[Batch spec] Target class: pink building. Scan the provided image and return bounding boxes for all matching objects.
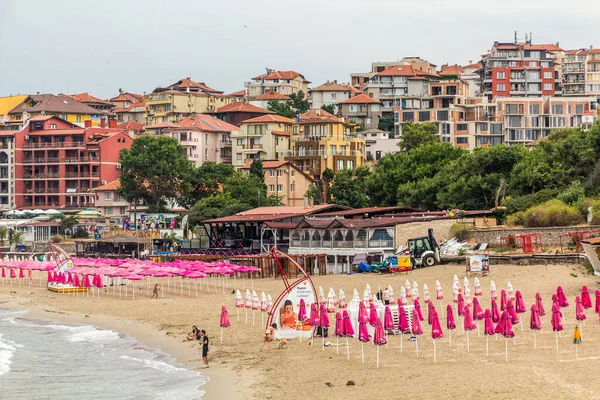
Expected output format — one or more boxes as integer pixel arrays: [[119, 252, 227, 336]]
[[92, 180, 130, 224], [146, 114, 239, 166]]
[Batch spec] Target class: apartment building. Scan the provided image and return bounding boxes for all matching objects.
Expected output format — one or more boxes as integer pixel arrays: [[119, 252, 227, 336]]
[[248, 91, 290, 109], [0, 132, 15, 209], [358, 129, 401, 162], [339, 94, 382, 130], [284, 110, 365, 178], [480, 41, 563, 100], [496, 96, 598, 145], [245, 70, 310, 100], [71, 93, 114, 114], [156, 114, 238, 166], [8, 94, 108, 128], [92, 180, 130, 224], [239, 160, 313, 207], [12, 115, 132, 209], [350, 57, 437, 92], [231, 114, 295, 167], [588, 48, 600, 96], [310, 81, 359, 113], [563, 49, 588, 96], [145, 78, 230, 125], [208, 102, 274, 127]]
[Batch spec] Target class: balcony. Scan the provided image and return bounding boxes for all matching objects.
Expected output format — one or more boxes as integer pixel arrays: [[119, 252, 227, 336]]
[[241, 144, 263, 150], [65, 172, 100, 178], [219, 140, 232, 146], [24, 142, 85, 149], [64, 157, 100, 163], [290, 239, 394, 250], [23, 173, 60, 179]]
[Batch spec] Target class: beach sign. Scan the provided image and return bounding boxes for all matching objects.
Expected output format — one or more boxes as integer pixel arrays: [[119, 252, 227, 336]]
[[467, 255, 490, 275]]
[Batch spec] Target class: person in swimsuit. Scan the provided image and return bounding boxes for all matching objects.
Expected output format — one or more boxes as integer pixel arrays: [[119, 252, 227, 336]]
[[279, 300, 298, 330], [201, 330, 209, 368], [151, 284, 159, 299]]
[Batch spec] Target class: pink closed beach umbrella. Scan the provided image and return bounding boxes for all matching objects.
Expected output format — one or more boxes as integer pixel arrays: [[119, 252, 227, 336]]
[[581, 286, 593, 309], [414, 299, 424, 321], [446, 304, 456, 347], [491, 299, 501, 323], [342, 310, 354, 360], [412, 308, 423, 358], [536, 292, 546, 316], [18, 268, 24, 279], [73, 274, 80, 288], [334, 312, 343, 355], [551, 303, 563, 353], [398, 304, 410, 353], [500, 289, 507, 311], [427, 301, 436, 325], [575, 295, 586, 335], [358, 301, 368, 324], [595, 289, 600, 321], [472, 296, 484, 320], [373, 317, 386, 368], [220, 305, 230, 344], [457, 293, 464, 316], [338, 289, 347, 309], [384, 306, 394, 331], [47, 270, 52, 283], [358, 318, 370, 364], [309, 303, 320, 332], [463, 304, 477, 352], [298, 298, 307, 322], [431, 309, 443, 363], [530, 304, 542, 349], [10, 268, 15, 279], [484, 309, 495, 356], [506, 300, 519, 325], [556, 286, 569, 308], [369, 302, 378, 326], [498, 310, 515, 361], [319, 303, 330, 351], [515, 291, 526, 313]]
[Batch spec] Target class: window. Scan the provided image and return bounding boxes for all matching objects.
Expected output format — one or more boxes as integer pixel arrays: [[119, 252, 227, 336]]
[[506, 104, 523, 114], [497, 84, 506, 91], [508, 61, 517, 67], [543, 71, 553, 79], [269, 184, 275, 192], [337, 160, 344, 170], [375, 150, 382, 160], [525, 130, 537, 141], [293, 126, 298, 134], [508, 116, 521, 127], [179, 132, 188, 141], [529, 104, 540, 114], [529, 61, 537, 67], [508, 130, 523, 141], [576, 104, 585, 114], [251, 87, 257, 93], [119, 206, 126, 215], [437, 110, 448, 121], [330, 145, 336, 155], [457, 124, 467, 131], [204, 148, 208, 159], [49, 123, 57, 130], [371, 104, 379, 112], [106, 207, 113, 215], [456, 137, 468, 144], [349, 105, 357, 112], [269, 170, 274, 177], [331, 93, 337, 99], [237, 139, 243, 146], [320, 125, 327, 136], [541, 62, 550, 68], [551, 104, 564, 114], [544, 83, 553, 91], [290, 183, 295, 192], [291, 170, 294, 176], [490, 124, 502, 134], [277, 184, 282, 192], [418, 111, 430, 121], [76, 115, 82, 123], [104, 191, 112, 200], [526, 71, 540, 80], [496, 71, 506, 79], [347, 160, 354, 170], [277, 170, 283, 177], [366, 118, 371, 124], [236, 153, 242, 161], [527, 83, 540, 92], [402, 112, 414, 122]]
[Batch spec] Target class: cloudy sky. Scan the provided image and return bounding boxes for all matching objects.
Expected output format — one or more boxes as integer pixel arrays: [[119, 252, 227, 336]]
[[1, 0, 598, 98]]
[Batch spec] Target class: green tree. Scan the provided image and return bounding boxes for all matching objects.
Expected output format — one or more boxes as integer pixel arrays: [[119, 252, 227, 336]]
[[60, 216, 79, 235], [249, 159, 265, 184], [321, 168, 335, 203], [267, 101, 295, 118], [289, 91, 310, 114], [118, 135, 194, 212], [177, 162, 235, 210], [321, 104, 335, 115], [399, 122, 439, 152], [188, 193, 249, 226], [330, 166, 371, 208], [223, 172, 280, 208], [377, 115, 395, 133]]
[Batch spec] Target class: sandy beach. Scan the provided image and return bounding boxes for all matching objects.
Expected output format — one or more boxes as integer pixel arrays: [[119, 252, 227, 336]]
[[2, 261, 600, 399]]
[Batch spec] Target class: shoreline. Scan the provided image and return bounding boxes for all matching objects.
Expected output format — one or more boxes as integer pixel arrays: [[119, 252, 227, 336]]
[[0, 293, 246, 400]]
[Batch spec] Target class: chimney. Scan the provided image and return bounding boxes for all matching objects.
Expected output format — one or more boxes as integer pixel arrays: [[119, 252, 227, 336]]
[[119, 88, 123, 94], [334, 80, 337, 84], [84, 120, 92, 128], [108, 119, 117, 128], [100, 119, 106, 128], [468, 60, 473, 64]]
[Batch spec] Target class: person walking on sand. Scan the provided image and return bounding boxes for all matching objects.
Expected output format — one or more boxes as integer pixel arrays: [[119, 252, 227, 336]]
[[261, 323, 276, 352], [151, 284, 160, 299], [201, 330, 209, 368]]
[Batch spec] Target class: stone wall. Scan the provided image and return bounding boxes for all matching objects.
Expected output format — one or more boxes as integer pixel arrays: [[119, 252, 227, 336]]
[[395, 219, 456, 249], [464, 225, 600, 247]]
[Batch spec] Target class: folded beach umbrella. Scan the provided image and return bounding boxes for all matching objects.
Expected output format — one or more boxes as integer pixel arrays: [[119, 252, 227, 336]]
[[352, 288, 360, 302], [384, 306, 394, 331], [235, 290, 244, 308], [581, 286, 593, 309], [334, 312, 343, 355], [575, 296, 586, 322], [298, 298, 307, 321], [463, 304, 477, 352], [431, 309, 443, 362], [18, 268, 24, 279], [473, 277, 483, 296], [535, 293, 546, 316], [405, 280, 412, 298], [556, 286, 569, 308], [412, 281, 419, 300], [9, 268, 15, 279], [73, 274, 80, 287], [596, 289, 600, 316], [319, 303, 330, 351], [342, 310, 354, 360], [338, 289, 347, 308], [506, 299, 519, 325], [358, 301, 369, 324], [551, 303, 563, 354], [472, 297, 484, 321], [400, 286, 408, 305], [423, 284, 430, 303], [428, 301, 436, 325], [388, 285, 396, 305], [484, 309, 495, 355], [251, 290, 260, 310], [435, 280, 443, 300], [490, 280, 497, 300], [244, 289, 252, 308], [260, 292, 268, 312], [358, 318, 370, 363], [398, 304, 410, 333], [309, 303, 320, 328], [457, 293, 465, 316], [412, 308, 423, 358], [500, 289, 507, 311], [319, 286, 326, 303], [369, 302, 378, 326], [452, 281, 459, 303], [507, 281, 515, 301], [373, 317, 387, 367], [414, 299, 424, 321], [530, 304, 542, 349], [267, 294, 273, 310], [327, 289, 337, 313], [219, 305, 230, 344]]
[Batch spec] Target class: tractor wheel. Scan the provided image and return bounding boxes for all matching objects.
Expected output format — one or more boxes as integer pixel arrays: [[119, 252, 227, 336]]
[[423, 254, 436, 267]]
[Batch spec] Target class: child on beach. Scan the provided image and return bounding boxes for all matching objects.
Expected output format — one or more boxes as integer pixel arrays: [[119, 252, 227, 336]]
[[201, 330, 209, 368], [151, 284, 160, 299]]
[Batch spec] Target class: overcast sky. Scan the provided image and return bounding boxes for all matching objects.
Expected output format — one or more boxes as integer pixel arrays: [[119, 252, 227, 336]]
[[1, 0, 599, 99]]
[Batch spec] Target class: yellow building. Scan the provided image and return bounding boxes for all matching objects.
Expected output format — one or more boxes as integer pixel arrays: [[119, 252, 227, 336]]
[[284, 110, 365, 178], [7, 94, 107, 127], [145, 77, 233, 125], [231, 114, 297, 167], [240, 160, 314, 206], [0, 95, 27, 124]]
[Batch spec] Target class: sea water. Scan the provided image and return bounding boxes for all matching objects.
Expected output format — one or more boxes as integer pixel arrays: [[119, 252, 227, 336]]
[[0, 308, 207, 399]]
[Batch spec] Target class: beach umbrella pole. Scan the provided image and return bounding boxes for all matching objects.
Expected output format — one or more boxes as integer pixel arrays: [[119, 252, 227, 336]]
[[449, 330, 452, 347], [433, 339, 436, 363], [533, 330, 536, 349], [322, 332, 324, 351], [467, 330, 470, 352], [576, 342, 578, 359], [361, 342, 364, 364], [252, 310, 255, 327], [415, 336, 419, 358], [400, 333, 403, 353], [220, 327, 223, 344], [346, 337, 350, 360], [486, 335, 489, 356], [505, 338, 508, 362], [555, 333, 559, 354], [336, 336, 339, 354], [376, 345, 380, 368], [237, 308, 239, 322]]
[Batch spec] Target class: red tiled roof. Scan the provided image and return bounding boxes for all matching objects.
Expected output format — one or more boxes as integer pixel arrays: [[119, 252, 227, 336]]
[[110, 92, 144, 103], [463, 62, 482, 69], [211, 102, 274, 114], [240, 160, 288, 169], [9, 94, 106, 116], [227, 90, 247, 97], [170, 78, 221, 94], [311, 82, 355, 92], [524, 43, 563, 52], [173, 114, 239, 132], [113, 100, 145, 113], [93, 180, 120, 191], [494, 44, 519, 50], [565, 49, 588, 55], [375, 65, 416, 77], [272, 130, 290, 136], [72, 93, 112, 105], [262, 221, 297, 230], [316, 206, 417, 217], [116, 121, 144, 133], [254, 91, 291, 101], [27, 115, 54, 121], [145, 122, 181, 129], [242, 114, 295, 124], [340, 94, 379, 104], [203, 204, 337, 223], [439, 65, 465, 76], [590, 49, 600, 54], [408, 76, 428, 81], [252, 70, 310, 83]]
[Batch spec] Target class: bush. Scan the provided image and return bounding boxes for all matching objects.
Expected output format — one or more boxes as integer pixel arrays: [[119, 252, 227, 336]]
[[505, 211, 525, 226], [557, 181, 585, 205], [522, 199, 583, 227], [502, 189, 559, 214], [50, 234, 64, 243], [71, 228, 89, 239], [450, 223, 470, 241]]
